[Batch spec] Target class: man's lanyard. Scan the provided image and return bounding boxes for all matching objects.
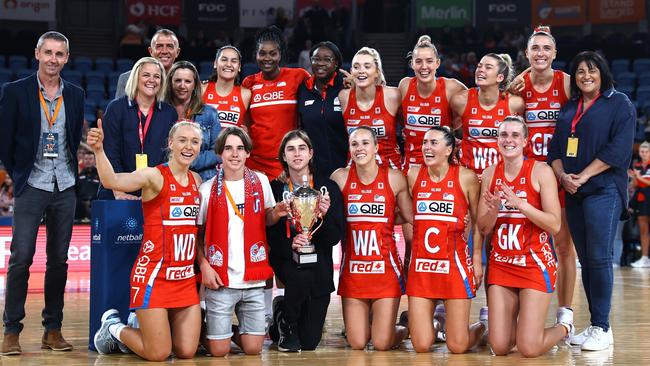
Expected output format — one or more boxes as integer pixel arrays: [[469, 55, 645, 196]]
[[570, 94, 600, 136], [38, 89, 63, 130], [137, 102, 155, 153], [224, 183, 244, 221]]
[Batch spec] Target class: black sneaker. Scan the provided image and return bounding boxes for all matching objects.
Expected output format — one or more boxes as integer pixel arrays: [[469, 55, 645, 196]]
[[278, 319, 301, 353]]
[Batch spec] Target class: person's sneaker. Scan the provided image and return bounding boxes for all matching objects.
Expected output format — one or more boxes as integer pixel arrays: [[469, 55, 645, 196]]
[[631, 256, 650, 268], [478, 306, 489, 346], [277, 319, 301, 353], [555, 307, 575, 346], [571, 326, 614, 346], [581, 326, 611, 351], [94, 309, 122, 354], [434, 305, 446, 342]]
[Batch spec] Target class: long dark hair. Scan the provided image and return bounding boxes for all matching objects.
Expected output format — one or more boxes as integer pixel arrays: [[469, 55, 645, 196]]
[[427, 126, 457, 164], [207, 45, 243, 84], [278, 130, 315, 176]]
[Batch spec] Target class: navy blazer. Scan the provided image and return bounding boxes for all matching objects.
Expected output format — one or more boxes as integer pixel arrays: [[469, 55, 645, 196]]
[[0, 73, 85, 197]]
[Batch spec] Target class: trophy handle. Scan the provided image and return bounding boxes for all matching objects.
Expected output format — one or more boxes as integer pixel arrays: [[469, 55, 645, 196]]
[[309, 215, 324, 239], [282, 190, 294, 219], [320, 186, 328, 196]]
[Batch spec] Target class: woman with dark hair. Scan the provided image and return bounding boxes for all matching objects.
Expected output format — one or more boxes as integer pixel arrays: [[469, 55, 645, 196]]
[[164, 61, 221, 180], [548, 51, 635, 351], [201, 46, 251, 129], [298, 41, 348, 177], [266, 130, 344, 352], [478, 116, 572, 357], [406, 126, 485, 353], [242, 26, 310, 181]]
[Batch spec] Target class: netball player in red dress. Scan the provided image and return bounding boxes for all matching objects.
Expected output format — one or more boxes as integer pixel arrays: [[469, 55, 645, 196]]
[[477, 116, 573, 357], [398, 35, 467, 336], [202, 45, 251, 129], [510, 26, 576, 322], [242, 26, 310, 180], [339, 47, 402, 169], [399, 36, 466, 172], [330, 126, 412, 350], [406, 126, 485, 353], [89, 121, 203, 361], [450, 53, 524, 177]]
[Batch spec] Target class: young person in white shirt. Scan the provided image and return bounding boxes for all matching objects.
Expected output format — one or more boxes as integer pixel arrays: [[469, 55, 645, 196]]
[[196, 126, 288, 356]]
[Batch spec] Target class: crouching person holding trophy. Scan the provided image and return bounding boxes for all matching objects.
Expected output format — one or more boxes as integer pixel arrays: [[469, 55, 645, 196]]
[[267, 130, 344, 352]]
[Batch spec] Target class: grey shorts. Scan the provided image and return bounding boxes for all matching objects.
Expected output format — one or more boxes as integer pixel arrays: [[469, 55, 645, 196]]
[[205, 286, 265, 340]]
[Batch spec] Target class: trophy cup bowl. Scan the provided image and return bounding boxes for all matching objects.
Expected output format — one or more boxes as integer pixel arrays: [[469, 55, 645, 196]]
[[283, 184, 328, 267]]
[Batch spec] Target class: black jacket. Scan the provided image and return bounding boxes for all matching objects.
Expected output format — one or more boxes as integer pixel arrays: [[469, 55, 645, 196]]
[[267, 175, 344, 296], [298, 73, 348, 178], [0, 73, 85, 197]]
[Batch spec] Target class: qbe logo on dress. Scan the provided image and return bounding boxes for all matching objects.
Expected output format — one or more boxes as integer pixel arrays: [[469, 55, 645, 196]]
[[348, 203, 385, 216], [170, 205, 199, 219]]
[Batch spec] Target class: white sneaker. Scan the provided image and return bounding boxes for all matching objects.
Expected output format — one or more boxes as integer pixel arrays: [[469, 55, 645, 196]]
[[631, 256, 650, 268], [581, 326, 611, 351], [571, 326, 614, 346]]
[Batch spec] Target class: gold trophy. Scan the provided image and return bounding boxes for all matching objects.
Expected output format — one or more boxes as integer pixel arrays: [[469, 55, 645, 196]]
[[283, 175, 328, 266]]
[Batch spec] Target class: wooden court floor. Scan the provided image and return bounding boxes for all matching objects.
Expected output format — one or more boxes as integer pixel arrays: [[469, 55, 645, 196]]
[[1, 267, 649, 365]]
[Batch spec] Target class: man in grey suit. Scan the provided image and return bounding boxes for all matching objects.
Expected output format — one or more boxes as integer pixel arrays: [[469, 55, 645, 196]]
[[114, 28, 180, 98]]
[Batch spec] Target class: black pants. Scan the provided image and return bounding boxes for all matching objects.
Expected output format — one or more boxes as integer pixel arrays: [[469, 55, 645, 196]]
[[3, 184, 76, 334], [276, 293, 330, 350]]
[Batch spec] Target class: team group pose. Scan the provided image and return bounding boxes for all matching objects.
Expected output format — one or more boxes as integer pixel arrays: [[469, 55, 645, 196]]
[[2, 24, 635, 360]]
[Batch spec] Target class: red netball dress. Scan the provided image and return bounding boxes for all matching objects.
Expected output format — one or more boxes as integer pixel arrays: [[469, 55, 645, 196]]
[[338, 164, 403, 298], [242, 67, 310, 179], [130, 164, 200, 309], [202, 82, 248, 128], [343, 86, 402, 169], [460, 88, 510, 177], [407, 165, 476, 299], [487, 159, 557, 293], [522, 70, 569, 161], [401, 77, 453, 171]]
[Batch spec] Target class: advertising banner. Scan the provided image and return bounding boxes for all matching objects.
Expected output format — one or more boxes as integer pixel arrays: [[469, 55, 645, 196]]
[[126, 0, 182, 26], [415, 0, 473, 27], [240, 0, 294, 28], [531, 0, 586, 26], [88, 200, 144, 352], [476, 1, 531, 26], [185, 0, 238, 27], [0, 0, 55, 21], [589, 0, 646, 24]]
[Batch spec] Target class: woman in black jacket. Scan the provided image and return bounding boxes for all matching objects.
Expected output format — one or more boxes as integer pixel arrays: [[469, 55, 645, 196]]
[[267, 130, 344, 352], [298, 41, 348, 177]]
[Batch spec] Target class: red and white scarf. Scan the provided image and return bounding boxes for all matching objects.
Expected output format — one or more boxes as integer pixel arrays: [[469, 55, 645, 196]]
[[204, 167, 273, 286]]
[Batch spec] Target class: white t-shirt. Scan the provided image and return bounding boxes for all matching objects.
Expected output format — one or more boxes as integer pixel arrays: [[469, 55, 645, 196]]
[[197, 172, 276, 289]]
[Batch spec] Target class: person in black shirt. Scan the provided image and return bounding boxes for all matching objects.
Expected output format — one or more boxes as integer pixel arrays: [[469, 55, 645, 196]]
[[298, 41, 348, 177], [267, 130, 344, 352]]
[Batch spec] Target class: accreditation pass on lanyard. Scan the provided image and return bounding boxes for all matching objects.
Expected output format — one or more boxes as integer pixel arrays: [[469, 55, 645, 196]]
[[136, 102, 155, 170], [567, 94, 599, 158], [38, 89, 63, 158]]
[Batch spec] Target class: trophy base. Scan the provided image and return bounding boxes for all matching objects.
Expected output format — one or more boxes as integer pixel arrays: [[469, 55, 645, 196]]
[[293, 251, 317, 268]]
